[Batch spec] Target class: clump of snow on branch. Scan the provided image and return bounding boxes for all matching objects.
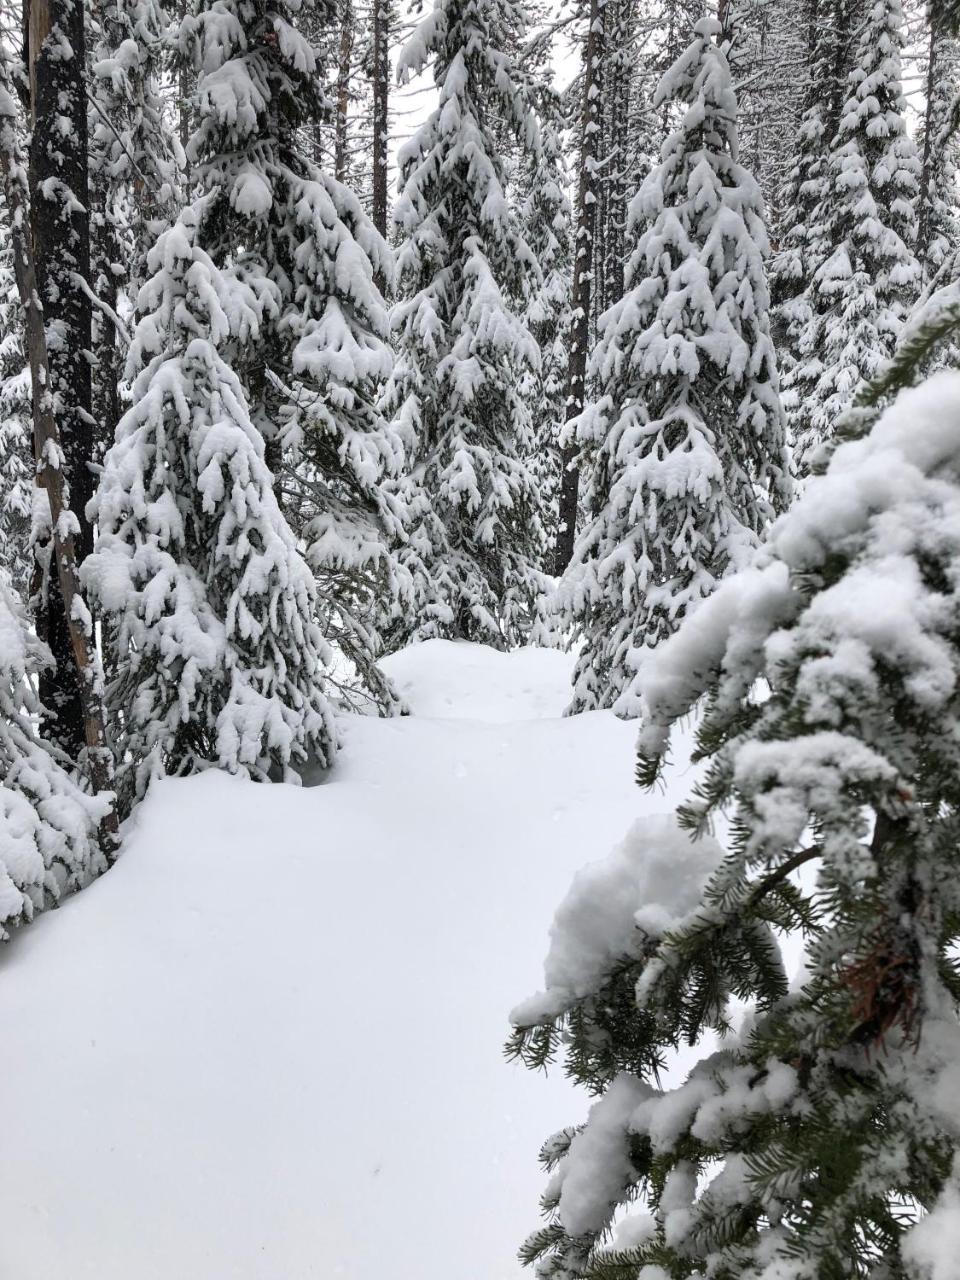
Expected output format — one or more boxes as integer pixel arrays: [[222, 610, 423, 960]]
[[0, 571, 110, 938]]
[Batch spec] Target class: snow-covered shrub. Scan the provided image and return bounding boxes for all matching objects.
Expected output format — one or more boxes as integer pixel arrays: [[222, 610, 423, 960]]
[[554, 18, 790, 717], [0, 571, 110, 938], [511, 371, 960, 1279]]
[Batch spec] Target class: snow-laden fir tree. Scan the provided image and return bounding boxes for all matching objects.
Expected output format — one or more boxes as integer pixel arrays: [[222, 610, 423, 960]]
[[518, 93, 572, 569], [176, 0, 405, 711], [776, 0, 920, 473], [510, 369, 960, 1280], [88, 0, 183, 453], [916, 8, 960, 284], [82, 208, 338, 803], [0, 568, 111, 939], [769, 0, 849, 360], [841, 0, 960, 433], [554, 17, 790, 717], [381, 0, 550, 648]]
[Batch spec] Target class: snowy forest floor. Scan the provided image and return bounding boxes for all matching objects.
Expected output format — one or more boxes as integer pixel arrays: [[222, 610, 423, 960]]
[[1, 640, 697, 1280]]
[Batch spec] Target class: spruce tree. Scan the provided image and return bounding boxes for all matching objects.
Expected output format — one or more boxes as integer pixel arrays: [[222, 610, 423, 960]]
[[382, 0, 549, 649], [176, 0, 404, 708], [0, 570, 111, 939], [916, 10, 960, 284], [82, 209, 338, 801], [776, 0, 921, 473], [88, 0, 182, 457], [770, 0, 849, 369], [554, 17, 790, 717], [510, 370, 960, 1280], [519, 94, 572, 570]]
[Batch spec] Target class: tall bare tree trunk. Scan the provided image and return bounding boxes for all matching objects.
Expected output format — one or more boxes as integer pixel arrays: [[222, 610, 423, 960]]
[[0, 48, 118, 855], [333, 0, 355, 182], [27, 0, 94, 759], [179, 0, 192, 162], [553, 0, 605, 576], [371, 0, 390, 243]]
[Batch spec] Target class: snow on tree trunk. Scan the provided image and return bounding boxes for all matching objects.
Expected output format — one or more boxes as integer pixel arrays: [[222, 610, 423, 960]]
[[28, 0, 94, 759], [554, 16, 791, 717], [371, 0, 391, 244], [553, 0, 605, 577], [519, 90, 572, 575], [0, 238, 32, 601]]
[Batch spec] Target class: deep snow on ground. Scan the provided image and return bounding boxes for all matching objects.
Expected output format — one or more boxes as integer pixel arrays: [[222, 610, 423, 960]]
[[0, 641, 698, 1280]]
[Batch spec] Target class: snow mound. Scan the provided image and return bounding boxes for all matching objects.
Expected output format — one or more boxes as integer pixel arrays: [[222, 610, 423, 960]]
[[379, 638, 574, 721], [0, 642, 698, 1280]]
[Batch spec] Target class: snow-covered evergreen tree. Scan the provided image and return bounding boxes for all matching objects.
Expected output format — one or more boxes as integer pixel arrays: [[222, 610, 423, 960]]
[[89, 0, 181, 283], [382, 0, 550, 648], [82, 208, 338, 802], [511, 370, 960, 1280], [770, 0, 849, 361], [554, 17, 790, 717], [777, 0, 921, 472], [88, 0, 183, 456], [176, 0, 405, 709], [0, 569, 110, 939], [917, 12, 960, 284], [518, 94, 572, 569]]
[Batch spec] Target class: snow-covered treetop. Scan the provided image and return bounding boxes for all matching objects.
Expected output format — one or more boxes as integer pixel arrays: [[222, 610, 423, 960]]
[[393, 0, 541, 300]]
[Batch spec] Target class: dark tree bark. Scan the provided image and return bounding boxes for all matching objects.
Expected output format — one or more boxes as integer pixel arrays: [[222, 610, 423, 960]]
[[0, 47, 118, 855], [333, 0, 354, 182], [27, 0, 94, 759], [553, 0, 605, 576], [371, 0, 390, 244]]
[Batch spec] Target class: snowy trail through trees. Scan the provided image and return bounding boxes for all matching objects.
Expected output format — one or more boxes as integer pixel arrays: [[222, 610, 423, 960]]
[[0, 641, 697, 1280]]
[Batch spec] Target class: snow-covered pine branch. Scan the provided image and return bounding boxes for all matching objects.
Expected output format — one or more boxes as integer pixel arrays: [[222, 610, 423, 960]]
[[511, 370, 960, 1280], [0, 570, 110, 940]]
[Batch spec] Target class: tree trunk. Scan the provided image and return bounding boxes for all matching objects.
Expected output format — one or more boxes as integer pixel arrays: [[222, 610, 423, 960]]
[[0, 48, 118, 855], [178, 0, 191, 161], [553, 0, 605, 576], [371, 0, 390, 244], [27, 0, 94, 759], [333, 0, 354, 183]]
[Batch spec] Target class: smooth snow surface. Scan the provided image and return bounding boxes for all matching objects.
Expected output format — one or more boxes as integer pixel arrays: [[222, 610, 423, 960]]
[[0, 640, 696, 1280]]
